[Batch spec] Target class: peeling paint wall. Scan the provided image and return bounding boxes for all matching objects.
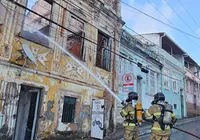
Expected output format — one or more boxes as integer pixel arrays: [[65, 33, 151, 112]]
[[0, 0, 123, 138]]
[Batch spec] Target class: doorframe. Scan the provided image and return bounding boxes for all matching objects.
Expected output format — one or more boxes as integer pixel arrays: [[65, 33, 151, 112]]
[[14, 85, 42, 140], [29, 89, 41, 140], [180, 94, 184, 118]]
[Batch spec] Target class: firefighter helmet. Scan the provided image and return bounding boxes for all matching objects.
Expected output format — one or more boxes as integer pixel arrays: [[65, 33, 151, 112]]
[[126, 92, 138, 102], [154, 92, 165, 103]]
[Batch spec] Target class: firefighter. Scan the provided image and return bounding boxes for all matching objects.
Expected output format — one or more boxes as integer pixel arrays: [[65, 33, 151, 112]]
[[120, 92, 139, 140], [143, 92, 177, 140]]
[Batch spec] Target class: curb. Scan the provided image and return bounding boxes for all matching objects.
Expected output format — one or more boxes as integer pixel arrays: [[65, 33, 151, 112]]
[[138, 116, 200, 136], [103, 116, 200, 139]]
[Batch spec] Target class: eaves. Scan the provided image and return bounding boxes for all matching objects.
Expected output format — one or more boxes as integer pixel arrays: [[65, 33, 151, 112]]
[[120, 44, 162, 68]]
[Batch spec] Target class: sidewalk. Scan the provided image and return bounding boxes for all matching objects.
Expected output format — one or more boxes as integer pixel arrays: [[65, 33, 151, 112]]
[[103, 116, 200, 140]]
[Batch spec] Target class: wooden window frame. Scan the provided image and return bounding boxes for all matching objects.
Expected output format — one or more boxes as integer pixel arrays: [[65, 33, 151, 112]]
[[61, 96, 77, 123], [96, 31, 111, 71], [164, 69, 169, 90], [20, 0, 53, 47], [66, 14, 86, 61]]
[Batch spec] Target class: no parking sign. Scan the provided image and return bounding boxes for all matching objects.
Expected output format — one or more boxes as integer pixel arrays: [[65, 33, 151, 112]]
[[122, 73, 134, 92]]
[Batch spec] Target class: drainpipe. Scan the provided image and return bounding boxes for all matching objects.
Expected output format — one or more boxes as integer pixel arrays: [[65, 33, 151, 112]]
[[183, 74, 187, 118], [160, 33, 166, 45], [182, 55, 188, 117], [112, 30, 117, 100], [112, 29, 124, 131], [112, 29, 124, 93], [111, 29, 117, 133], [160, 64, 163, 92], [160, 33, 165, 92]]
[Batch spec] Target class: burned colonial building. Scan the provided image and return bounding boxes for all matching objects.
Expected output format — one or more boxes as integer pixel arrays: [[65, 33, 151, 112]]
[[0, 0, 123, 139]]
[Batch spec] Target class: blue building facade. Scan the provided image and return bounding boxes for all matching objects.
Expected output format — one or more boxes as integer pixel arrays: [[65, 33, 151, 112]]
[[116, 30, 163, 124], [136, 33, 186, 118]]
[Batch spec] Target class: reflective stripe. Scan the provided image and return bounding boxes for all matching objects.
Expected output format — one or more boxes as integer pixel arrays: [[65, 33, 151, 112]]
[[146, 111, 151, 117], [123, 123, 135, 127], [153, 112, 161, 116], [129, 111, 134, 115], [152, 126, 170, 131], [172, 113, 176, 117], [121, 109, 128, 116]]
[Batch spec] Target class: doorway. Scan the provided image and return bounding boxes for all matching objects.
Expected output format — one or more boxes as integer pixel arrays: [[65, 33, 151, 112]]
[[14, 85, 41, 140], [194, 95, 197, 116], [180, 89, 184, 117]]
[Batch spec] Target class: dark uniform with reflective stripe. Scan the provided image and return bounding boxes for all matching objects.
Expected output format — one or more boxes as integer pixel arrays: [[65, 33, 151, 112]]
[[144, 104, 177, 140], [120, 102, 139, 140]]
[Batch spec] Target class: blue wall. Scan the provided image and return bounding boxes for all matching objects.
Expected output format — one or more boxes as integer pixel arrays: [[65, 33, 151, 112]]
[[161, 50, 185, 118]]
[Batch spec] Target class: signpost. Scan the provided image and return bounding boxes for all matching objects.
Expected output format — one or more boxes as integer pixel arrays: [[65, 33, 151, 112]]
[[122, 73, 134, 92], [91, 99, 104, 139]]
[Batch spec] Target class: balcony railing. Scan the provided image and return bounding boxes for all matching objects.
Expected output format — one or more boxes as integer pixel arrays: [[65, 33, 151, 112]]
[[160, 49, 184, 69]]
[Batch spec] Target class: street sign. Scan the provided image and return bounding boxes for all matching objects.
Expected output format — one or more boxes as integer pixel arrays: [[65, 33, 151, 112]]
[[122, 73, 134, 92], [91, 99, 104, 139]]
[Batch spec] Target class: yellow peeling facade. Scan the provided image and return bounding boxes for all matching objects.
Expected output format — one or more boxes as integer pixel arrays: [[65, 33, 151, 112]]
[[0, 0, 123, 139]]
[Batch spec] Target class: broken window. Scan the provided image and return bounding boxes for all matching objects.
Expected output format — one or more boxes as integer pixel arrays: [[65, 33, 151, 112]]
[[62, 96, 76, 123], [96, 31, 111, 71], [66, 15, 85, 60], [21, 0, 53, 47]]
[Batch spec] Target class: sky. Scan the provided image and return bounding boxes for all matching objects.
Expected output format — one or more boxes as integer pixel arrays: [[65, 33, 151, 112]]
[[121, 0, 200, 65]]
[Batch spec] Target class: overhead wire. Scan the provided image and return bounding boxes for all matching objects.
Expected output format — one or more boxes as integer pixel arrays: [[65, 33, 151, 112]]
[[120, 0, 200, 41], [29, 0, 200, 71], [1, 1, 185, 82], [35, 0, 200, 72], [23, 0, 197, 72], [124, 24, 200, 67], [0, 1, 134, 66], [146, 0, 200, 64], [24, 0, 162, 63], [59, 0, 200, 59], [177, 0, 200, 29], [24, 0, 166, 74], [0, 2, 110, 64], [163, 0, 200, 38], [10, 0, 188, 81], [2, 0, 160, 66], [146, 0, 174, 26]]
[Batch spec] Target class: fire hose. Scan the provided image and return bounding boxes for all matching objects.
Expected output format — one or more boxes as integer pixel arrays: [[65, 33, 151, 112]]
[[144, 119, 200, 139], [172, 126, 200, 139]]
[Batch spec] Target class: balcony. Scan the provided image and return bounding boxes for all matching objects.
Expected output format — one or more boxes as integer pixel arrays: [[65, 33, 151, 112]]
[[160, 49, 184, 69], [185, 67, 200, 83]]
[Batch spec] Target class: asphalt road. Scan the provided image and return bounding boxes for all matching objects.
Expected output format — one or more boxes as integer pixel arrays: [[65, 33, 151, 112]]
[[139, 121, 200, 140]]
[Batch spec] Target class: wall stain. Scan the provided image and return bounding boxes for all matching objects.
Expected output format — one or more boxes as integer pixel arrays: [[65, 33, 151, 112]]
[[44, 100, 55, 121]]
